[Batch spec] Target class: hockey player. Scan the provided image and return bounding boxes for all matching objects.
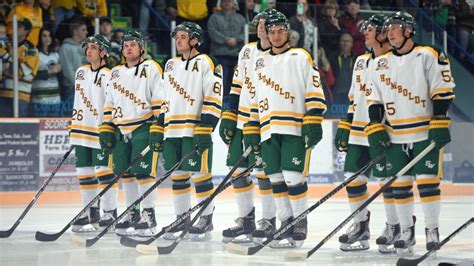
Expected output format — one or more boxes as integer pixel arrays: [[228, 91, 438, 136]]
[[70, 34, 117, 232], [151, 22, 222, 241], [243, 10, 326, 248], [100, 30, 164, 237], [335, 14, 401, 253], [219, 10, 277, 244], [366, 12, 455, 255]]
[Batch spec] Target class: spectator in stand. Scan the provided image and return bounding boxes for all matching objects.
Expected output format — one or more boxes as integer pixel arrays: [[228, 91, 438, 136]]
[[51, 0, 75, 34], [317, 45, 336, 106], [329, 32, 355, 117], [99, 16, 113, 41], [238, 0, 258, 23], [289, 0, 316, 52], [39, 0, 55, 30], [289, 29, 301, 47], [0, 18, 39, 117], [58, 19, 87, 117], [319, 0, 343, 60], [108, 29, 124, 67], [207, 0, 246, 97], [339, 0, 365, 56], [6, 0, 43, 46], [30, 27, 61, 117], [76, 0, 108, 22], [456, 0, 474, 62], [0, 21, 10, 88]]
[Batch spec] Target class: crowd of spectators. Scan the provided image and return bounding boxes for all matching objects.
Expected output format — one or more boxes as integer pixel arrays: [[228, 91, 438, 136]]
[[0, 0, 473, 119]]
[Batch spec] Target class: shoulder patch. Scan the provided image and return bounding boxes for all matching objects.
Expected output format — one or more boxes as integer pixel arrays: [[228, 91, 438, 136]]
[[355, 57, 366, 71], [375, 57, 389, 71], [437, 50, 449, 65]]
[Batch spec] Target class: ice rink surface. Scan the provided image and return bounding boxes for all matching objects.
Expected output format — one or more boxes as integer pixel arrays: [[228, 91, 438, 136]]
[[1, 197, 473, 266]]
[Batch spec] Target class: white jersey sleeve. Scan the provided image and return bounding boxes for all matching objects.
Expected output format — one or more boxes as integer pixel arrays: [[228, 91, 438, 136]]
[[200, 55, 223, 127], [425, 48, 455, 101]]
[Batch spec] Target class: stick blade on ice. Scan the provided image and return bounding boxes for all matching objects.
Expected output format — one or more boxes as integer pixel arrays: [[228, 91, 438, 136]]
[[284, 250, 308, 261], [69, 234, 86, 247], [120, 236, 154, 248], [35, 231, 62, 242], [396, 257, 419, 266], [0, 228, 14, 238], [136, 244, 159, 255], [225, 243, 251, 255]]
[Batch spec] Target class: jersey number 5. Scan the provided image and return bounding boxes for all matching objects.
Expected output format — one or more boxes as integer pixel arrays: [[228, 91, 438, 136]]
[[441, 70, 452, 83], [385, 102, 396, 115]]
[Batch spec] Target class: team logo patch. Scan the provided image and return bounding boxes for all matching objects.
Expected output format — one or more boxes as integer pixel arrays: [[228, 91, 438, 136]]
[[255, 58, 265, 70], [292, 157, 302, 166], [438, 51, 449, 65], [111, 69, 120, 80], [75, 69, 85, 80], [376, 58, 389, 71], [355, 59, 365, 71], [165, 61, 174, 72], [215, 64, 223, 76], [425, 160, 436, 169], [242, 48, 251, 60]]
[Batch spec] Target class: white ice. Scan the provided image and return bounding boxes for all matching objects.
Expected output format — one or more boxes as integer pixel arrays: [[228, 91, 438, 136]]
[[1, 196, 473, 266]]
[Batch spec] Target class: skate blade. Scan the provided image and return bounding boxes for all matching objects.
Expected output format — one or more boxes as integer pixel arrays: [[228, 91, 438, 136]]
[[69, 234, 86, 247], [222, 234, 253, 244], [71, 223, 99, 233], [252, 237, 265, 244], [163, 232, 189, 241], [269, 238, 298, 249], [378, 245, 397, 254], [226, 242, 250, 255], [136, 244, 159, 255], [115, 228, 136, 237], [340, 240, 370, 251], [189, 232, 212, 242], [284, 250, 308, 261], [396, 246, 414, 257], [136, 227, 158, 237]]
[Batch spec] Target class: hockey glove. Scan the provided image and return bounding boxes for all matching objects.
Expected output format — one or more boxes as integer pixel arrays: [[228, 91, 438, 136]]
[[302, 115, 323, 149], [99, 122, 116, 153], [194, 124, 213, 154], [364, 122, 390, 149], [334, 119, 351, 152], [243, 122, 261, 155], [219, 109, 238, 145], [149, 123, 164, 152], [428, 116, 451, 149]]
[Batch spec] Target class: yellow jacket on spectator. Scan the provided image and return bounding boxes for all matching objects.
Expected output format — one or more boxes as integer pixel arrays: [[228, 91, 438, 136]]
[[51, 0, 76, 10], [1, 40, 40, 102], [178, 0, 208, 21], [6, 3, 43, 46], [76, 0, 108, 18]]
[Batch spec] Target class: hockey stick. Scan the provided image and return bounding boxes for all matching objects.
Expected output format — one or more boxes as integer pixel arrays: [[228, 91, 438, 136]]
[[285, 141, 436, 261], [396, 217, 474, 266], [135, 146, 253, 255], [226, 153, 385, 256], [0, 146, 74, 238], [120, 159, 260, 248], [69, 146, 198, 247], [35, 146, 152, 242]]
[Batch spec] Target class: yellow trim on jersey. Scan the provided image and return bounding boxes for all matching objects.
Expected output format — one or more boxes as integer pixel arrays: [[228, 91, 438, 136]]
[[104, 106, 113, 111], [260, 111, 304, 122], [70, 133, 99, 142], [232, 79, 243, 86], [165, 114, 200, 123], [430, 87, 455, 98], [350, 131, 366, 137], [386, 126, 429, 135], [115, 111, 153, 124], [202, 105, 221, 115], [305, 92, 325, 98], [261, 121, 302, 134], [151, 100, 163, 106], [306, 102, 327, 110], [352, 120, 367, 127], [414, 46, 438, 59], [71, 124, 100, 132], [0, 90, 31, 101], [294, 48, 313, 65], [201, 54, 215, 73], [388, 115, 432, 125], [231, 87, 242, 95]]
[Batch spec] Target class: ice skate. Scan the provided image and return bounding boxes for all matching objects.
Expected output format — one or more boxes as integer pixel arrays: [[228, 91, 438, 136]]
[[135, 208, 157, 237], [71, 206, 100, 232], [222, 208, 255, 244], [339, 214, 370, 251], [99, 209, 117, 232], [189, 212, 214, 241], [395, 224, 416, 256], [269, 217, 296, 249], [425, 227, 440, 258], [252, 217, 276, 244], [163, 213, 191, 240], [115, 207, 140, 236], [376, 223, 400, 254], [291, 217, 307, 248]]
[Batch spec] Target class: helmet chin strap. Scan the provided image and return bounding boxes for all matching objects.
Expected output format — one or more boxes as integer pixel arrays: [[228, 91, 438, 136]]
[[394, 29, 412, 50], [185, 39, 196, 71]]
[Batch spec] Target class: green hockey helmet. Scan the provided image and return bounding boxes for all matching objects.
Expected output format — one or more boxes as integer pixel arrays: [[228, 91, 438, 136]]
[[264, 9, 290, 32], [383, 11, 416, 35], [251, 8, 274, 27], [360, 13, 388, 34], [171, 21, 204, 46], [82, 34, 111, 54], [121, 30, 145, 49]]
